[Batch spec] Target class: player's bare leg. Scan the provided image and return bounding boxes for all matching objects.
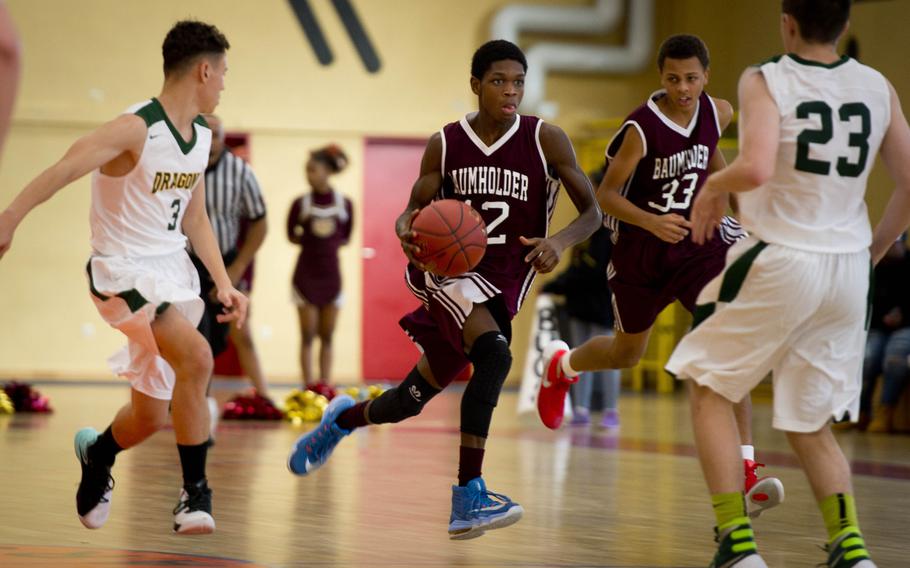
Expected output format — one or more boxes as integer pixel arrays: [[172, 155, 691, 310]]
[[297, 304, 317, 386], [569, 328, 651, 371], [152, 306, 215, 534], [110, 389, 171, 448], [317, 304, 339, 383], [447, 303, 523, 540], [688, 382, 766, 566], [787, 426, 874, 566]]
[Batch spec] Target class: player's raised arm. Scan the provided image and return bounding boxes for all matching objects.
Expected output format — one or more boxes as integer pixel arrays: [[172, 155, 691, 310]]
[[0, 114, 147, 258], [524, 122, 600, 273], [691, 69, 779, 244], [871, 81, 910, 264], [395, 132, 443, 267]]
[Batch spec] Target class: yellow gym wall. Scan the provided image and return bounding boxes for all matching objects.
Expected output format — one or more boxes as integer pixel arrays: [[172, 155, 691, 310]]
[[1, 0, 907, 383]]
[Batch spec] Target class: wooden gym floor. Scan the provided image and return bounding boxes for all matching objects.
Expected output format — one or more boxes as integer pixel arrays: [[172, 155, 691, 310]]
[[1, 383, 908, 567]]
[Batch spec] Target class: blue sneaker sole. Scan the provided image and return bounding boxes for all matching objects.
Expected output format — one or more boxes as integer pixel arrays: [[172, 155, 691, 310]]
[[448, 504, 524, 540]]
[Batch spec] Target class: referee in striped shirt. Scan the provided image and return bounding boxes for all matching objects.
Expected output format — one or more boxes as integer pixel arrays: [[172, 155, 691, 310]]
[[192, 114, 270, 401]]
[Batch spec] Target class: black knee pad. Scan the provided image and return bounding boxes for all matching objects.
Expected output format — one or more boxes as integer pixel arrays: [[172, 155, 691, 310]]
[[461, 331, 512, 438], [367, 367, 440, 424]]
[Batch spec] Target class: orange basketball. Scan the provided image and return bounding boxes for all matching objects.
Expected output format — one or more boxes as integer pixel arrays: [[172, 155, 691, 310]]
[[411, 200, 487, 277]]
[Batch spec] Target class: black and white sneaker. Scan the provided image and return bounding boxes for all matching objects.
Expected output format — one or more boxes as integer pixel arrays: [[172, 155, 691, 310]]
[[74, 427, 114, 529], [173, 479, 215, 535]]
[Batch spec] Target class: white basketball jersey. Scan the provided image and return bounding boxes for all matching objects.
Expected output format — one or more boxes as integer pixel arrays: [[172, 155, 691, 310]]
[[739, 54, 891, 253], [90, 98, 212, 257]]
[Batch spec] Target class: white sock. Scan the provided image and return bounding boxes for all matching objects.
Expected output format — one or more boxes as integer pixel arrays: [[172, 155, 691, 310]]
[[560, 349, 579, 378], [740, 444, 755, 462]]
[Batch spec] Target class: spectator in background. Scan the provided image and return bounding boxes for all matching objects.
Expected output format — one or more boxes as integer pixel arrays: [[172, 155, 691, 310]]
[[543, 190, 620, 427], [191, 115, 271, 414], [860, 234, 910, 433], [0, 1, 21, 165], [287, 145, 353, 387]]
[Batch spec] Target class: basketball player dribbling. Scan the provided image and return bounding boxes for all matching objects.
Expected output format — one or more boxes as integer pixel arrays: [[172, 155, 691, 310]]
[[0, 20, 246, 535], [537, 34, 784, 518], [288, 39, 602, 540]]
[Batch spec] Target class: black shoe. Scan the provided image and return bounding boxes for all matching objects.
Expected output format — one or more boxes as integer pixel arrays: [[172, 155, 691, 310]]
[[173, 479, 215, 535], [74, 427, 114, 529]]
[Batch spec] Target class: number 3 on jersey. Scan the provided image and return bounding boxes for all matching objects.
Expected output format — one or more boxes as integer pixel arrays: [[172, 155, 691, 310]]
[[465, 199, 509, 244], [167, 198, 182, 231]]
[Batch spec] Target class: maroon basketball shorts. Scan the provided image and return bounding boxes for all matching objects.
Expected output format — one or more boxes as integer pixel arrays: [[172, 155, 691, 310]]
[[608, 226, 738, 334], [398, 264, 511, 385]]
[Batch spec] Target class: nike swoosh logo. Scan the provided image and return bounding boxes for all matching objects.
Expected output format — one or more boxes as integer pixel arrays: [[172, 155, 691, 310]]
[[149, 134, 162, 140], [474, 501, 508, 513]]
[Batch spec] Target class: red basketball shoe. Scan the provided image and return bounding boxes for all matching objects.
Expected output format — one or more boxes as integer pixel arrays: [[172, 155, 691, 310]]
[[744, 459, 784, 518], [537, 340, 578, 430]]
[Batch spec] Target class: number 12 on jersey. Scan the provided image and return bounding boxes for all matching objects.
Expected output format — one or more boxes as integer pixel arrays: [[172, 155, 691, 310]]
[[465, 199, 509, 244]]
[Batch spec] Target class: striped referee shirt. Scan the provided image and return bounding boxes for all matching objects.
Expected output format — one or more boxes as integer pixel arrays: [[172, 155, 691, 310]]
[[204, 150, 267, 253]]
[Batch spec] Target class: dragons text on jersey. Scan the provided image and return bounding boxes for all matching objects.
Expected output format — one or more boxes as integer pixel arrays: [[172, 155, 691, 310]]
[[152, 172, 201, 193]]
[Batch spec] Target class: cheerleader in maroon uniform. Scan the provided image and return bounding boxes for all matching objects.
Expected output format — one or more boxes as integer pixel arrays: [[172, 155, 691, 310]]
[[286, 145, 353, 386]]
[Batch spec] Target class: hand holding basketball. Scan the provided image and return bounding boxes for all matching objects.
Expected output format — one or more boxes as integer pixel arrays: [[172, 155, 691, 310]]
[[520, 236, 560, 273], [410, 200, 487, 277], [396, 209, 426, 270]]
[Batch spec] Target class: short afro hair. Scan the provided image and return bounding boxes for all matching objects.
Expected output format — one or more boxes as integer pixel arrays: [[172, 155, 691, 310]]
[[162, 20, 230, 77], [471, 40, 527, 80], [657, 34, 710, 71], [782, 0, 851, 44]]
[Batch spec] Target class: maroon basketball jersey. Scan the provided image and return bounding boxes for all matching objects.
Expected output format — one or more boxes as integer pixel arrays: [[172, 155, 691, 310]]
[[605, 90, 721, 238], [438, 113, 560, 316]]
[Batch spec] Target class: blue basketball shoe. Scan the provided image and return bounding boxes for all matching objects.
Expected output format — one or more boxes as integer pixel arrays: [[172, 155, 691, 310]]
[[448, 477, 524, 540], [287, 395, 356, 475]]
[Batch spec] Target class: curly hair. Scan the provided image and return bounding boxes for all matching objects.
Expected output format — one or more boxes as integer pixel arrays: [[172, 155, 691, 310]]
[[657, 34, 709, 71], [162, 20, 230, 77], [471, 40, 527, 80]]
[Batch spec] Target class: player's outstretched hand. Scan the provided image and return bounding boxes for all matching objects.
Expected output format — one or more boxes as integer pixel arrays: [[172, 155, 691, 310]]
[[520, 236, 560, 273], [645, 213, 691, 244], [396, 209, 427, 270], [690, 187, 728, 245], [215, 286, 249, 329]]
